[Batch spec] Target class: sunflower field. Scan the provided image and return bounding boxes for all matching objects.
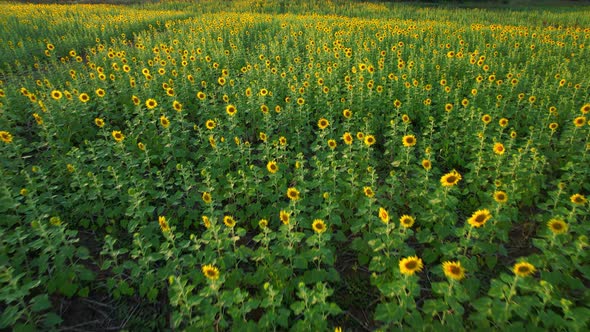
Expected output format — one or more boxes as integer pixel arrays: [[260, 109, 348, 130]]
[[1, 0, 589, 330]]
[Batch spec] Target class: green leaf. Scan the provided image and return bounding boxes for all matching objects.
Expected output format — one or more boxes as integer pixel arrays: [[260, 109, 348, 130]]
[[30, 294, 51, 312], [0, 305, 21, 328]]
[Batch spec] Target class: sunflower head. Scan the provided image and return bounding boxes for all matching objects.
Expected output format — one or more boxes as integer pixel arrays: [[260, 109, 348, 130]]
[[223, 215, 236, 228], [160, 115, 170, 128], [422, 159, 432, 171], [279, 210, 290, 225], [327, 139, 337, 150], [513, 262, 535, 277], [467, 209, 492, 228], [364, 135, 376, 147], [378, 207, 389, 224], [570, 194, 587, 205], [318, 118, 330, 130], [440, 170, 462, 187], [226, 104, 237, 116], [399, 215, 415, 228], [145, 98, 157, 109], [547, 218, 567, 235], [442, 261, 465, 281], [363, 186, 375, 198], [202, 192, 212, 204], [287, 187, 300, 201], [402, 135, 416, 147], [259, 219, 268, 229], [312, 219, 327, 234], [399, 256, 424, 276], [493, 142, 505, 155], [493, 191, 508, 204], [202, 264, 220, 280], [112, 130, 125, 143], [158, 216, 170, 233]]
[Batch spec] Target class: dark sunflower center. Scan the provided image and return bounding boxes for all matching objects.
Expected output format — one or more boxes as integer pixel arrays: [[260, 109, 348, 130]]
[[405, 261, 417, 270], [475, 214, 486, 223], [206, 270, 216, 277], [447, 176, 457, 183], [406, 138, 414, 144], [497, 194, 505, 200], [450, 266, 461, 275], [518, 266, 530, 273], [552, 223, 563, 230], [574, 197, 583, 203]]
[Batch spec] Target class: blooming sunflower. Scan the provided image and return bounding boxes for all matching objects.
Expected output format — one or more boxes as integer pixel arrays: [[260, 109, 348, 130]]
[[342, 109, 352, 119], [267, 161, 278, 174], [363, 186, 375, 198], [94, 118, 105, 128], [146, 98, 157, 109], [287, 187, 300, 201], [499, 118, 509, 127], [158, 216, 170, 233], [137, 142, 146, 151], [112, 131, 125, 143], [442, 261, 465, 281], [399, 256, 424, 276], [327, 139, 337, 150], [364, 135, 376, 147], [202, 264, 220, 280], [570, 194, 587, 205], [467, 209, 492, 228], [493, 191, 508, 204], [279, 136, 287, 146], [440, 170, 462, 187], [173, 101, 182, 112], [196, 91, 206, 100], [318, 118, 330, 130], [399, 215, 415, 228], [312, 219, 327, 234], [79, 93, 90, 103], [259, 132, 267, 142], [51, 90, 62, 100], [378, 207, 389, 224], [223, 215, 236, 228], [342, 132, 353, 145], [0, 131, 13, 143], [444, 103, 453, 112], [402, 135, 416, 147], [202, 192, 212, 204], [493, 142, 505, 155], [581, 103, 590, 114], [226, 104, 237, 117], [547, 218, 567, 235], [160, 115, 170, 128], [202, 215, 211, 228], [96, 88, 105, 97], [573, 116, 586, 127], [205, 119, 216, 130], [513, 262, 535, 277], [549, 122, 558, 131], [482, 114, 492, 124], [422, 159, 432, 171], [259, 219, 268, 228], [280, 210, 290, 225]]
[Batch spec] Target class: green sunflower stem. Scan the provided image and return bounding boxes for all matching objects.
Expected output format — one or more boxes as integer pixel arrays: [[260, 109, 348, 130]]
[[462, 227, 473, 256], [504, 276, 519, 319]]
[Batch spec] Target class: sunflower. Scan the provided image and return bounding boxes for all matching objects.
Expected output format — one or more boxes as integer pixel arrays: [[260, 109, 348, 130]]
[[399, 215, 415, 228], [402, 135, 416, 147], [259, 132, 267, 142], [146, 98, 157, 109], [226, 104, 237, 117], [158, 216, 170, 233], [573, 116, 586, 128], [258, 219, 268, 229], [131, 95, 140, 105], [160, 115, 170, 128], [287, 187, 300, 201], [202, 215, 211, 228], [96, 88, 105, 98], [549, 122, 559, 131], [378, 207, 389, 224], [280, 210, 290, 225], [279, 136, 287, 146], [399, 256, 424, 276], [393, 99, 402, 108], [112, 131, 125, 143], [79, 93, 90, 103], [318, 118, 330, 130], [442, 261, 465, 281], [51, 90, 62, 100], [267, 161, 278, 174], [0, 131, 13, 144], [581, 103, 590, 114], [461, 98, 469, 107], [342, 132, 353, 145], [312, 219, 327, 234], [513, 262, 535, 277], [401, 114, 410, 123], [547, 218, 568, 235], [440, 170, 462, 187], [499, 118, 509, 127], [297, 97, 305, 105], [260, 104, 269, 114], [444, 103, 453, 112], [205, 120, 216, 130], [570, 194, 587, 205], [493, 191, 508, 204], [343, 109, 352, 119], [202, 264, 220, 280], [467, 209, 492, 228], [327, 139, 337, 150], [137, 142, 146, 151], [364, 135, 376, 146], [196, 91, 206, 100], [31, 113, 43, 125], [363, 186, 375, 198], [202, 192, 212, 204], [493, 142, 505, 155], [173, 101, 182, 112], [482, 114, 492, 124], [422, 159, 432, 171], [223, 215, 236, 228]]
